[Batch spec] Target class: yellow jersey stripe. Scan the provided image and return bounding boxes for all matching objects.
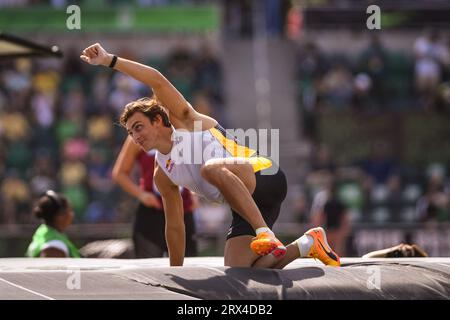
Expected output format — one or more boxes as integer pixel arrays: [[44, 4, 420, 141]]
[[209, 127, 273, 172], [247, 156, 273, 172]]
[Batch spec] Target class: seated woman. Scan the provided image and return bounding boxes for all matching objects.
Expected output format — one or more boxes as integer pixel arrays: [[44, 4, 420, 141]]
[[26, 190, 80, 258]]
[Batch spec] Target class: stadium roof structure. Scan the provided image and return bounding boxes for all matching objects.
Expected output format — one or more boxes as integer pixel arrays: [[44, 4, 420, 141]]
[[0, 32, 62, 59]]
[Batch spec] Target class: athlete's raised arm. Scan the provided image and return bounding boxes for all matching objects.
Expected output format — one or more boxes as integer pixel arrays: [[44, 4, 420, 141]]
[[80, 43, 197, 123]]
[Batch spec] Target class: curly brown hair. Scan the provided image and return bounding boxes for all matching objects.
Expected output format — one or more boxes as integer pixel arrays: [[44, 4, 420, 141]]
[[119, 97, 171, 128]]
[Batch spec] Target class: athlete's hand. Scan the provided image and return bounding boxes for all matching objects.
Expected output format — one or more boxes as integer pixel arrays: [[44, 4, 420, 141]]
[[139, 191, 162, 209], [80, 43, 113, 67]]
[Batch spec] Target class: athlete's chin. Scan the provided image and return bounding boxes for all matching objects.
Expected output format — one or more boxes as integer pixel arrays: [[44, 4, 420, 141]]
[[140, 142, 153, 152]]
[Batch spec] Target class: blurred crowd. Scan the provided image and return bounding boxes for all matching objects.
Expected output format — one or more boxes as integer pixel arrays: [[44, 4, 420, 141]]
[[1, 0, 449, 259], [297, 31, 450, 140], [0, 43, 224, 225], [1, 32, 449, 244], [292, 31, 450, 256]]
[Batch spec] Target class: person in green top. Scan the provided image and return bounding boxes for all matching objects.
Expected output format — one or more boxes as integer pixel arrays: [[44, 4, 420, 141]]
[[26, 190, 80, 258]]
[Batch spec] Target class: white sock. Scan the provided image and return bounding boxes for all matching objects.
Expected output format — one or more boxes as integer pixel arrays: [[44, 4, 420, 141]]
[[297, 234, 313, 257], [255, 227, 274, 236]]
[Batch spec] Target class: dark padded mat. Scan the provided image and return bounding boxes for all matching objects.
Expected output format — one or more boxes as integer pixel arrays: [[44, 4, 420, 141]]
[[1, 257, 449, 300]]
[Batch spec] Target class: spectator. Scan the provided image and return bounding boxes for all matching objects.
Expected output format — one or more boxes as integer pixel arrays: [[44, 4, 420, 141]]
[[165, 43, 195, 102], [352, 72, 375, 113], [310, 177, 351, 256], [26, 190, 80, 258], [296, 41, 327, 140], [435, 81, 450, 114], [306, 143, 336, 194], [413, 29, 445, 110], [0, 170, 31, 223], [357, 33, 388, 109], [194, 43, 227, 125], [29, 151, 58, 197], [318, 60, 353, 111], [359, 141, 399, 190], [416, 164, 450, 223]]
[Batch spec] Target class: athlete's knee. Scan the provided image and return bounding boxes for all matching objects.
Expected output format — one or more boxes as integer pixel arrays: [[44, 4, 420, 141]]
[[200, 163, 228, 183]]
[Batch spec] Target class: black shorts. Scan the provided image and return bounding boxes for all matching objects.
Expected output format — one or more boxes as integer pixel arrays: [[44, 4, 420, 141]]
[[133, 204, 198, 258], [226, 166, 287, 240]]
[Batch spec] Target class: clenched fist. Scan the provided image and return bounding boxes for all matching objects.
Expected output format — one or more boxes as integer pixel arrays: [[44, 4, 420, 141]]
[[80, 43, 113, 66]]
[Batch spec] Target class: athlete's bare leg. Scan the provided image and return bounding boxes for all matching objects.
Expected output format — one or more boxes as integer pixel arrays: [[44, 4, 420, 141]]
[[252, 242, 300, 269], [200, 158, 267, 230], [224, 235, 259, 267], [225, 235, 300, 268]]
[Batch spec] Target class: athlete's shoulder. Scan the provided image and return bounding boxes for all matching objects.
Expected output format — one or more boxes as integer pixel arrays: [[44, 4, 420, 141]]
[[183, 111, 218, 131]]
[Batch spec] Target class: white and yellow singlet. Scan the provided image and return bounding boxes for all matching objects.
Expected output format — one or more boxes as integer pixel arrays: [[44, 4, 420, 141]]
[[155, 124, 272, 203]]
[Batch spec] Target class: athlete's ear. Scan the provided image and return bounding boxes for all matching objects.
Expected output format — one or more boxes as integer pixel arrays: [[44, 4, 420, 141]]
[[156, 114, 167, 127], [154, 114, 164, 126]]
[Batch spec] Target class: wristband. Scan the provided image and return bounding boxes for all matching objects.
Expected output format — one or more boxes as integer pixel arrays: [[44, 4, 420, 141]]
[[109, 55, 118, 68]]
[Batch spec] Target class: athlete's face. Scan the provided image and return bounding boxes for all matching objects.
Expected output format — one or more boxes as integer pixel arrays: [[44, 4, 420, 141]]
[[126, 112, 159, 151]]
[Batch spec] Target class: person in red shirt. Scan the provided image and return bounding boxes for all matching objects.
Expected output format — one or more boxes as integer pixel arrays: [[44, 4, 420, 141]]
[[113, 136, 198, 258]]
